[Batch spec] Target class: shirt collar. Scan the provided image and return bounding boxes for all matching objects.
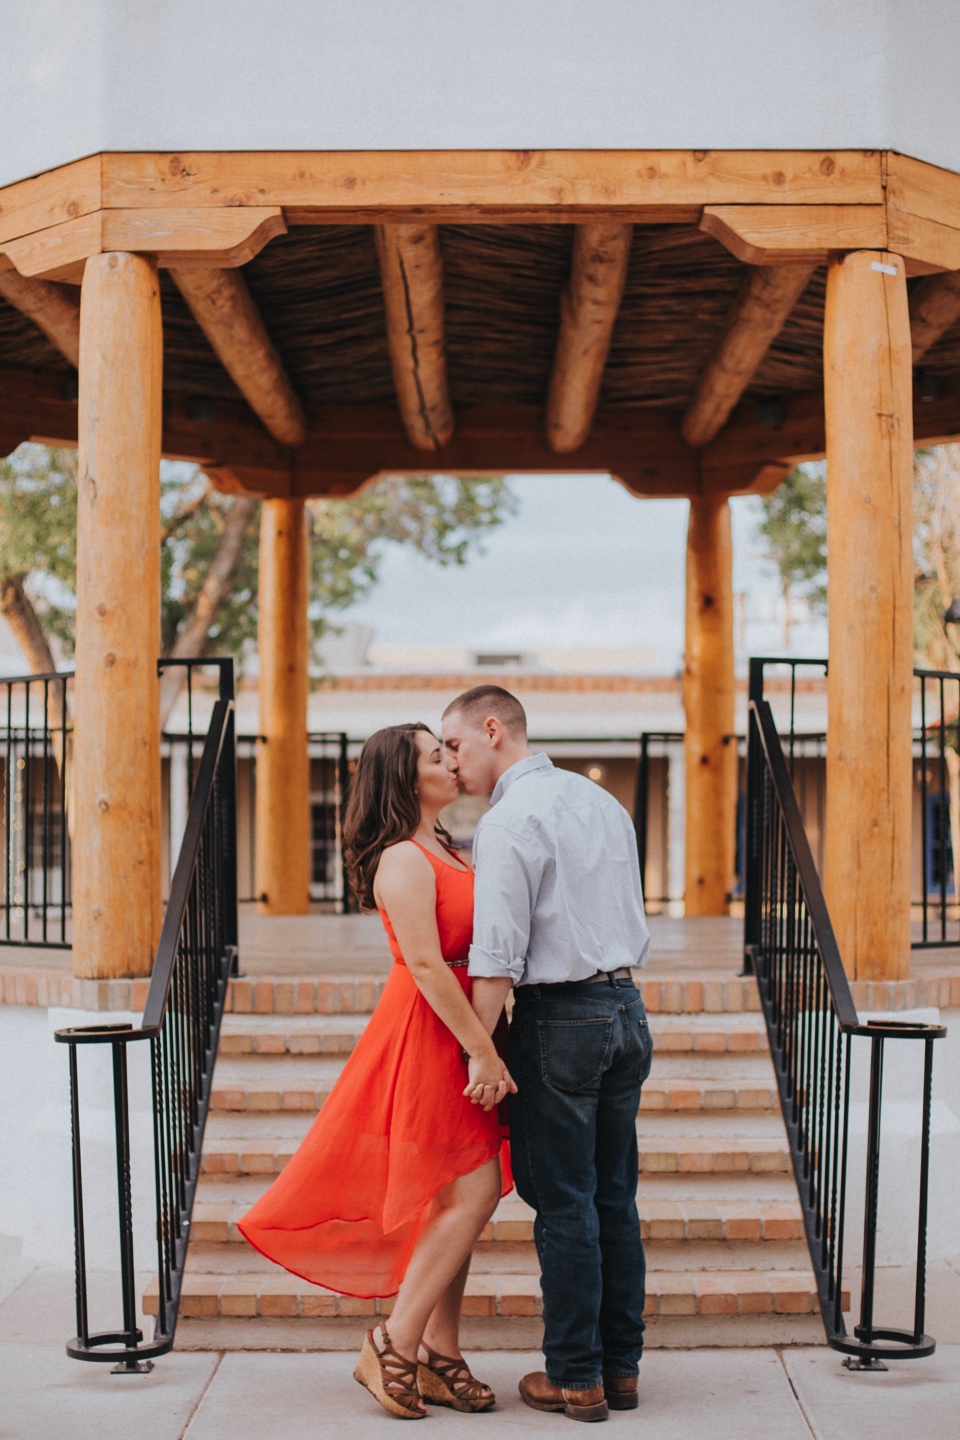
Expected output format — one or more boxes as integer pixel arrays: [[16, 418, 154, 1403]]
[[490, 752, 553, 807]]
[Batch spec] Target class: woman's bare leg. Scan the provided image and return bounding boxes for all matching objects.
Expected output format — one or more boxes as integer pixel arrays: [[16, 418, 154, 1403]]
[[422, 1250, 473, 1357], [375, 1156, 500, 1379]]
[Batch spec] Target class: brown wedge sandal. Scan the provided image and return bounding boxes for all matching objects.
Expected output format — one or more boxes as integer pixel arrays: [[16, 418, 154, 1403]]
[[354, 1326, 425, 1419], [417, 1342, 496, 1412]]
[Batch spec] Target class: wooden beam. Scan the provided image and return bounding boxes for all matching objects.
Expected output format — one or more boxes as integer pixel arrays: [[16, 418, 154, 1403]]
[[10, 363, 960, 501], [683, 494, 737, 915], [2, 207, 286, 282], [681, 264, 815, 447], [701, 205, 887, 265], [911, 270, 960, 363], [545, 223, 632, 453], [95, 150, 883, 219], [823, 251, 913, 982], [374, 224, 453, 450], [0, 269, 80, 366], [73, 252, 163, 979], [169, 267, 306, 447]]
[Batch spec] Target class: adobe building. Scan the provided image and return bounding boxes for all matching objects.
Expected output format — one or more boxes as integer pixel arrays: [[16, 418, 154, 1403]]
[[4, 2, 960, 988]]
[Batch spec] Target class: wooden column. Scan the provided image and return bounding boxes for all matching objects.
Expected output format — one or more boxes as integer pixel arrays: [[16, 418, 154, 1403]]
[[73, 253, 163, 978], [255, 498, 311, 914], [683, 495, 737, 916], [824, 250, 914, 980]]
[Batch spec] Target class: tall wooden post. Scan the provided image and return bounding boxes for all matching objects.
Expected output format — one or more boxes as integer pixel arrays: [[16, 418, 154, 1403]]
[[683, 494, 737, 915], [824, 250, 914, 980], [73, 253, 163, 978], [255, 498, 311, 914]]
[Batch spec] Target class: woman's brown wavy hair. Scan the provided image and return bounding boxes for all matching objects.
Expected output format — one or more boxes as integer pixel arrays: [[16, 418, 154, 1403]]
[[343, 724, 456, 910]]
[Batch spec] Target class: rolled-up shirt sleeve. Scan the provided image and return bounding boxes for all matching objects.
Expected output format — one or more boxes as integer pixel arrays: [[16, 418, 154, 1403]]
[[468, 820, 542, 984]]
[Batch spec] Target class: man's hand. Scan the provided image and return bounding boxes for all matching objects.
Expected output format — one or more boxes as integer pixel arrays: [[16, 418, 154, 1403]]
[[463, 1051, 518, 1111]]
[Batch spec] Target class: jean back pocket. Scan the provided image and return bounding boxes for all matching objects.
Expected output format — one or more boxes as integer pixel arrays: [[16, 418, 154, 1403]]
[[536, 1017, 613, 1092]]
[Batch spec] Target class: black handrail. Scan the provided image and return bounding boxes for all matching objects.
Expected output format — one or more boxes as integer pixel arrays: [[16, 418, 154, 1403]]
[[55, 661, 238, 1371], [745, 659, 946, 1366]]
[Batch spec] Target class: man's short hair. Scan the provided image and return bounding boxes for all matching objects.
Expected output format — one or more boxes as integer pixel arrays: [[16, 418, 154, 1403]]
[[442, 684, 528, 736]]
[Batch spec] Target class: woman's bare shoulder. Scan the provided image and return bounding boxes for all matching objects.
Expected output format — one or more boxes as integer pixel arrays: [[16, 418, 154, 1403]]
[[374, 841, 435, 898]]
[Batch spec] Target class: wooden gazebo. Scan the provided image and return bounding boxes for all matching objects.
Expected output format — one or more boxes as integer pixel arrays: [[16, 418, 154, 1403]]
[[3, 144, 960, 983]]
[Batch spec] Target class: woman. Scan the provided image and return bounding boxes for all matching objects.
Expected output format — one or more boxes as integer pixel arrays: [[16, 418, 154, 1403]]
[[238, 724, 514, 1419]]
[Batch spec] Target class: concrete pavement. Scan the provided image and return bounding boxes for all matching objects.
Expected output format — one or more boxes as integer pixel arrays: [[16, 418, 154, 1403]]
[[3, 1242, 959, 1440]]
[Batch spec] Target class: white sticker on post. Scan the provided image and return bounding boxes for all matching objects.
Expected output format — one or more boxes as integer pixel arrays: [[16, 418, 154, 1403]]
[[871, 261, 898, 276]]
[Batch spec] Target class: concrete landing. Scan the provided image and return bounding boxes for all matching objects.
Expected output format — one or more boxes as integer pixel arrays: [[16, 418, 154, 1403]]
[[3, 1250, 960, 1440]]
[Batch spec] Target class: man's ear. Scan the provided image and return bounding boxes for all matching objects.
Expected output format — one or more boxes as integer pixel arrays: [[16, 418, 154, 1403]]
[[485, 716, 503, 748]]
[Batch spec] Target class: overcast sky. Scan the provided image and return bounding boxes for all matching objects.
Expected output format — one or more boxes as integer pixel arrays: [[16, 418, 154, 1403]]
[[346, 473, 828, 673]]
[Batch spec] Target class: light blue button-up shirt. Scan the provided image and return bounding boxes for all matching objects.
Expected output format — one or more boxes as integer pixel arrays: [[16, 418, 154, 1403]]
[[468, 753, 651, 987]]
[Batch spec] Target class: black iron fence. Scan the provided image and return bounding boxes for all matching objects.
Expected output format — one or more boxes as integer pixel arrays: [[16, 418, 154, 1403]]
[[913, 668, 960, 947], [55, 659, 238, 1369], [0, 670, 72, 946], [745, 656, 945, 1365], [166, 725, 352, 911]]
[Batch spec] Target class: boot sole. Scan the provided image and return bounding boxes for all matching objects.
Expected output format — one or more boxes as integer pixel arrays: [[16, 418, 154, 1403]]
[[605, 1393, 638, 1410]]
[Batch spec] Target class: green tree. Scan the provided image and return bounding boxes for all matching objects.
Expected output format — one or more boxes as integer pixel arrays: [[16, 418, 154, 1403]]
[[754, 464, 827, 647], [913, 443, 960, 670], [0, 445, 515, 722]]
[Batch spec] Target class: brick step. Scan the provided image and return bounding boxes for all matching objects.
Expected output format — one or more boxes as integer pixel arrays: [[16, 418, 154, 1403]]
[[200, 1132, 791, 1179], [190, 1192, 803, 1247], [218, 1012, 770, 1059], [209, 1072, 779, 1116], [223, 973, 763, 1017], [145, 1267, 843, 1323]]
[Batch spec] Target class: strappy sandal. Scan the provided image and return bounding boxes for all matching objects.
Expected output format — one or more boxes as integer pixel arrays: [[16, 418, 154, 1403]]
[[354, 1326, 425, 1419], [417, 1341, 496, 1412]]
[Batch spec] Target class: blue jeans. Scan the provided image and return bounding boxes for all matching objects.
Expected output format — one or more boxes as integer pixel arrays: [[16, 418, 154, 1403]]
[[508, 975, 653, 1390]]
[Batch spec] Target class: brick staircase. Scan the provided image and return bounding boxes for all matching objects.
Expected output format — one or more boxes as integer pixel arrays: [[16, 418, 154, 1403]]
[[150, 966, 846, 1350]]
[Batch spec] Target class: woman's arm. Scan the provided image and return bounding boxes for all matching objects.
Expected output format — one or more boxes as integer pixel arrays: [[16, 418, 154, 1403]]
[[375, 843, 515, 1110]]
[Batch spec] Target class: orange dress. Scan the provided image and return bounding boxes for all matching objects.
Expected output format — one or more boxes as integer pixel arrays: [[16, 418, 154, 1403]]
[[237, 842, 512, 1299]]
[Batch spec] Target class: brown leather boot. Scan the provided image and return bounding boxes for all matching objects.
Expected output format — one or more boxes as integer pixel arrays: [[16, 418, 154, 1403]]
[[519, 1371, 608, 1422], [603, 1375, 638, 1410]]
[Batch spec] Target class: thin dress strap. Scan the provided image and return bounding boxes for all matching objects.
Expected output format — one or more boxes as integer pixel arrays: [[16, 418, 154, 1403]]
[[408, 838, 471, 873]]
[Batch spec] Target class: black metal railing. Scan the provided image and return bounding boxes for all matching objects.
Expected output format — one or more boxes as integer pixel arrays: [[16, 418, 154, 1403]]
[[55, 659, 238, 1370], [634, 720, 825, 911], [0, 670, 72, 946], [634, 731, 684, 909], [745, 656, 945, 1366], [913, 667, 960, 948]]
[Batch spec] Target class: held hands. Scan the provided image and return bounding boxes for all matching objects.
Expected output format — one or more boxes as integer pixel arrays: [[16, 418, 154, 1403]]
[[463, 1048, 518, 1111]]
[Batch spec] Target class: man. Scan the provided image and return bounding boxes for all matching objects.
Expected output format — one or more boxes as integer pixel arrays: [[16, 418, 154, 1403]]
[[442, 684, 652, 1424]]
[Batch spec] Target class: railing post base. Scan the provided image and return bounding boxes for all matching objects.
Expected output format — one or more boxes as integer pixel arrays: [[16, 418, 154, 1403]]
[[111, 1358, 154, 1375], [842, 1356, 888, 1373]]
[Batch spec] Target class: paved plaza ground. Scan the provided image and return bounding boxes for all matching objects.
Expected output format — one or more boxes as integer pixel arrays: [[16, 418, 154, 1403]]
[[3, 1242, 959, 1440]]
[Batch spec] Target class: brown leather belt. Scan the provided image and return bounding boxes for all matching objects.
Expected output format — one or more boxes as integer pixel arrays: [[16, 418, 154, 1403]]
[[522, 966, 634, 996]]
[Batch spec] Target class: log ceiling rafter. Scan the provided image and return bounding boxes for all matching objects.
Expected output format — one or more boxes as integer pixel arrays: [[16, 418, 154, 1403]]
[[910, 271, 960, 363], [169, 266, 307, 448], [374, 224, 453, 451], [681, 264, 816, 448], [0, 268, 80, 367], [545, 222, 633, 454]]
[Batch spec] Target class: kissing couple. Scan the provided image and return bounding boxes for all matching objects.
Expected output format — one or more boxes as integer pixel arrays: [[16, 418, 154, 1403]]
[[239, 684, 652, 1421]]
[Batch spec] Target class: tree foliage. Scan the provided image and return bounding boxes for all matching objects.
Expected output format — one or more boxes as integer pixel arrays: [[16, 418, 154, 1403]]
[[755, 464, 827, 624], [913, 443, 960, 669], [0, 445, 516, 665]]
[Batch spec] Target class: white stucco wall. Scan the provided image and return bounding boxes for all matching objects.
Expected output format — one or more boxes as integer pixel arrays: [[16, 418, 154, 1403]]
[[1, 1, 959, 191]]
